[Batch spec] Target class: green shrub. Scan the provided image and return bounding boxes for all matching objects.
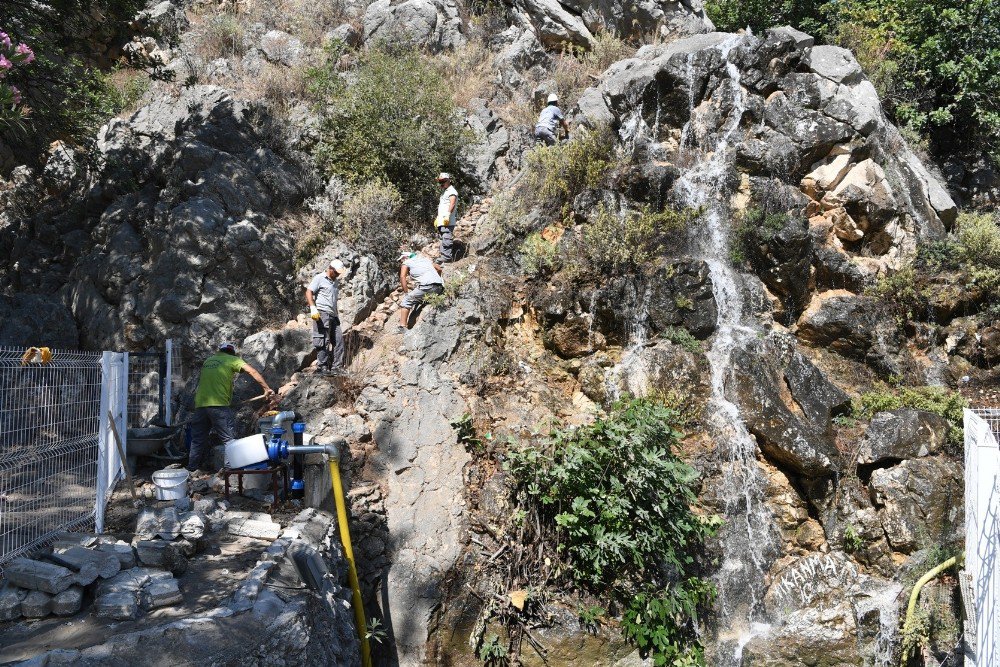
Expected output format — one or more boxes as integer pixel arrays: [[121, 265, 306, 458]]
[[582, 204, 688, 274], [504, 399, 720, 665], [341, 180, 405, 264], [854, 384, 968, 447], [522, 127, 618, 219], [199, 13, 247, 58], [660, 326, 701, 354], [520, 232, 561, 277], [730, 207, 793, 266], [1, 0, 145, 164], [309, 47, 467, 222]]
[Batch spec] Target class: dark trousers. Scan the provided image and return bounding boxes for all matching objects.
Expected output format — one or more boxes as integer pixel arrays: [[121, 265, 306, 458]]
[[312, 310, 345, 369], [188, 406, 236, 471]]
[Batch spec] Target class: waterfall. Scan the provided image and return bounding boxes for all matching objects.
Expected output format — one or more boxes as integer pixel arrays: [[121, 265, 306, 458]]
[[671, 34, 782, 663]]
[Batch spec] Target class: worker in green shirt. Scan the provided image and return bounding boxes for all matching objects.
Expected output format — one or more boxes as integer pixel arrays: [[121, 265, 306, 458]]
[[187, 342, 274, 472]]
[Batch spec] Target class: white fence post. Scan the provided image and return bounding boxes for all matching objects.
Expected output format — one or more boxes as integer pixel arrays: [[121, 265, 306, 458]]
[[96, 353, 112, 534], [165, 339, 173, 426]]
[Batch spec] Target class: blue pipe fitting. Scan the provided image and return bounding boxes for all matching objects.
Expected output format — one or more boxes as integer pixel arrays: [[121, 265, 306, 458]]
[[267, 426, 288, 462], [292, 422, 306, 434]]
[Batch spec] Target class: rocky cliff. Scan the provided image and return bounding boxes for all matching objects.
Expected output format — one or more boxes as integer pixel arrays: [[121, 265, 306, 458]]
[[0, 0, 980, 664]]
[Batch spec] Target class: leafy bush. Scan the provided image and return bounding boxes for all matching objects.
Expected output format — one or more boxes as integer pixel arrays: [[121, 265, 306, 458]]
[[582, 204, 688, 273], [872, 211, 1000, 320], [660, 326, 702, 354], [1, 0, 144, 164], [341, 180, 405, 264], [854, 383, 968, 447], [522, 127, 619, 219], [309, 47, 467, 222], [0, 29, 35, 126], [520, 231, 561, 277], [504, 399, 720, 665], [730, 207, 794, 266]]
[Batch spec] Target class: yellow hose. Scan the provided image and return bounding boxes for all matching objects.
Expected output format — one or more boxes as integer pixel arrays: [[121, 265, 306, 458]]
[[329, 461, 373, 667], [899, 554, 961, 666]]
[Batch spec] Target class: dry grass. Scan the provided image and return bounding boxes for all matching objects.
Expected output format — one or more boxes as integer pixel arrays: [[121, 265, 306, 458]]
[[435, 41, 495, 109]]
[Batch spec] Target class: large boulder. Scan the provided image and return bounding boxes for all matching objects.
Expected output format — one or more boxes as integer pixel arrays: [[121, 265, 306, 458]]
[[730, 334, 850, 477], [241, 323, 314, 390], [745, 552, 901, 666], [870, 456, 963, 553], [363, 0, 466, 51], [797, 290, 909, 377], [575, 29, 956, 256], [1, 85, 314, 353], [857, 409, 949, 465]]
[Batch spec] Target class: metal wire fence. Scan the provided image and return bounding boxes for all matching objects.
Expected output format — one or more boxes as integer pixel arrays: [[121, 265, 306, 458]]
[[964, 408, 1000, 666], [0, 349, 103, 566], [128, 353, 163, 429]]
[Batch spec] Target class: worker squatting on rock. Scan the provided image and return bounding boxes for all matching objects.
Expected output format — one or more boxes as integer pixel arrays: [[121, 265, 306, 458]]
[[306, 259, 347, 375], [397, 251, 444, 331], [435, 172, 458, 263], [187, 342, 273, 472], [534, 93, 570, 145]]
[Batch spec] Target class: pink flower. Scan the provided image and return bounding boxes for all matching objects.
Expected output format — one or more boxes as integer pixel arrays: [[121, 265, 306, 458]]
[[10, 85, 21, 105], [0, 32, 10, 51], [15, 43, 33, 64], [0, 55, 11, 71]]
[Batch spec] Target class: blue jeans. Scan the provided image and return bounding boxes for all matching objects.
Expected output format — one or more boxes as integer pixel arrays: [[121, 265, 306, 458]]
[[188, 406, 236, 471]]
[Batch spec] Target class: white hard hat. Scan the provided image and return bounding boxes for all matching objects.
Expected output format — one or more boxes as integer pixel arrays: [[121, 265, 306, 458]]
[[547, 93, 559, 103], [329, 259, 347, 273], [436, 172, 452, 182], [218, 342, 237, 353]]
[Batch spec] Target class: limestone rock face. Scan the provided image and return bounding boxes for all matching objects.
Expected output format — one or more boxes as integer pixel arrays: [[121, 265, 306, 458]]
[[730, 334, 850, 477], [870, 456, 963, 553], [363, 0, 466, 52], [857, 409, 949, 465], [0, 85, 315, 352], [576, 28, 956, 258], [797, 290, 909, 377], [510, 0, 713, 48], [0, 294, 79, 348]]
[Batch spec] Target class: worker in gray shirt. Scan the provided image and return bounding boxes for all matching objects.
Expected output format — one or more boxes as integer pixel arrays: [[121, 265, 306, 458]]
[[534, 93, 570, 145], [306, 259, 347, 374]]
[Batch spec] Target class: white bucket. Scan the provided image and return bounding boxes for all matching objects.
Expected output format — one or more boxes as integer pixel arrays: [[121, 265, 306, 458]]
[[152, 468, 190, 500], [225, 433, 269, 469]]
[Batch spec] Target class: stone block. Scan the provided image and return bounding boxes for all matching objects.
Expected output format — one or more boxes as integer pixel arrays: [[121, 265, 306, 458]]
[[22, 590, 54, 617], [227, 518, 282, 541], [135, 540, 188, 575], [53, 545, 121, 579], [141, 579, 182, 609], [0, 584, 27, 621], [179, 512, 206, 540], [52, 586, 84, 616], [3, 558, 75, 594], [95, 541, 137, 569], [94, 591, 140, 620]]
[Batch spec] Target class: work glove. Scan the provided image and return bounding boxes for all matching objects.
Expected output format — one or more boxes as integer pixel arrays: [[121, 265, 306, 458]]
[[309, 305, 320, 320]]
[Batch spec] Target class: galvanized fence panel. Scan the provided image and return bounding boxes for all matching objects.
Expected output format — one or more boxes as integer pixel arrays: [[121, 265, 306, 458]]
[[964, 409, 1000, 667], [0, 348, 104, 567]]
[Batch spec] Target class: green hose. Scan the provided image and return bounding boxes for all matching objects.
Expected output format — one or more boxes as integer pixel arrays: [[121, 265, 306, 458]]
[[899, 554, 962, 666]]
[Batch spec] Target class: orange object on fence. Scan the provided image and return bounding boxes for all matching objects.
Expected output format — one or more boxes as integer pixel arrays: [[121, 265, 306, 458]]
[[20, 347, 53, 366]]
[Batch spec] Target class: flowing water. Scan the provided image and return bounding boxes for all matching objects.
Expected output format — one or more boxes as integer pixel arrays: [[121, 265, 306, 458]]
[[669, 34, 782, 663]]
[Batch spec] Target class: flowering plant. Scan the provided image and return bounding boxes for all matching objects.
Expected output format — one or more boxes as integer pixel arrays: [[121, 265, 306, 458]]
[[0, 29, 35, 123]]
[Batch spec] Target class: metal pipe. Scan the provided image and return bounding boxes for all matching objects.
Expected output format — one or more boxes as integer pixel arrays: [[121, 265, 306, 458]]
[[271, 410, 296, 426], [286, 442, 342, 458]]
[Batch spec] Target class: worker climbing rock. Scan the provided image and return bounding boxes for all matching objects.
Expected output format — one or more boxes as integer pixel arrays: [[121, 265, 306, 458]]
[[187, 342, 273, 472], [306, 259, 347, 375], [534, 93, 570, 146], [397, 250, 444, 331], [434, 172, 458, 263]]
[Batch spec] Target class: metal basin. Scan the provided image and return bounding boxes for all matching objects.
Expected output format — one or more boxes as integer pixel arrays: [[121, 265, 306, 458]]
[[127, 426, 178, 457]]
